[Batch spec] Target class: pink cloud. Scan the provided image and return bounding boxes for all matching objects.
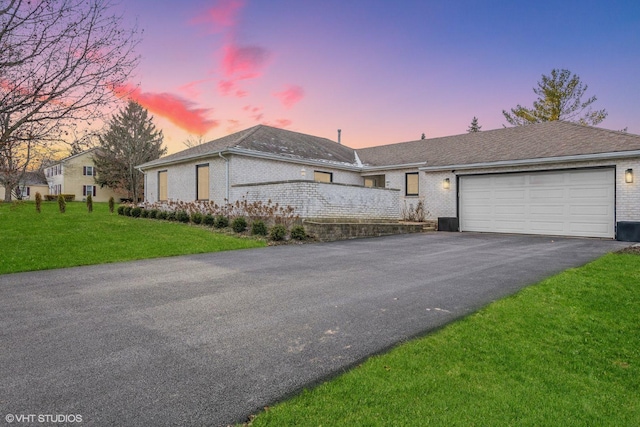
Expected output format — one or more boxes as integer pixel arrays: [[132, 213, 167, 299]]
[[191, 0, 245, 32], [178, 78, 215, 99], [273, 119, 292, 128], [221, 43, 270, 79], [273, 85, 304, 109], [112, 84, 219, 135]]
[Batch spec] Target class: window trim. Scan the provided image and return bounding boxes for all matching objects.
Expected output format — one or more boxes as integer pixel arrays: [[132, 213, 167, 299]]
[[158, 170, 168, 201], [314, 170, 333, 183], [405, 172, 419, 196]]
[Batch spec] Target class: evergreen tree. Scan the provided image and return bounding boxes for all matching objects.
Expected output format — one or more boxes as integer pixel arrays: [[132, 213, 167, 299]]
[[467, 117, 482, 133], [503, 69, 607, 126], [421, 133, 426, 140], [93, 101, 166, 202]]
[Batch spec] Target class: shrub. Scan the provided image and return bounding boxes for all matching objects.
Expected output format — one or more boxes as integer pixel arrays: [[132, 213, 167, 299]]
[[203, 214, 215, 226], [176, 210, 190, 223], [166, 211, 177, 221], [131, 207, 142, 217], [57, 194, 66, 213], [251, 220, 268, 236], [270, 224, 287, 241], [157, 210, 168, 220], [149, 209, 159, 219], [117, 205, 125, 215], [231, 216, 247, 233], [290, 225, 307, 240], [35, 192, 42, 213], [140, 209, 149, 218], [108, 196, 115, 213], [123, 206, 132, 216], [86, 194, 93, 213], [190, 212, 203, 224], [214, 215, 229, 229]]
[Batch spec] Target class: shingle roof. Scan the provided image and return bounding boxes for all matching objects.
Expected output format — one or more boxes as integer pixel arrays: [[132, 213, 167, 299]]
[[139, 125, 356, 169], [357, 121, 640, 168]]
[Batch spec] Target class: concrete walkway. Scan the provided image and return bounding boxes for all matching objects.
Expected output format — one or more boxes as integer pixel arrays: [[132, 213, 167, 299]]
[[0, 233, 627, 426]]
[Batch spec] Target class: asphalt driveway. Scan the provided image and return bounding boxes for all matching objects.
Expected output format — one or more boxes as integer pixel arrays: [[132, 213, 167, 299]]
[[0, 232, 628, 426]]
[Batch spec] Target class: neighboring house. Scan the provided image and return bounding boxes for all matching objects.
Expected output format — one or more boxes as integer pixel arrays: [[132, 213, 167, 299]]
[[137, 122, 640, 240], [0, 171, 48, 200], [45, 149, 120, 202]]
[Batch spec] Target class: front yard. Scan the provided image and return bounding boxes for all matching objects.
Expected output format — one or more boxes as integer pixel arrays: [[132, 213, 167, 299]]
[[247, 252, 640, 426], [0, 201, 265, 275]]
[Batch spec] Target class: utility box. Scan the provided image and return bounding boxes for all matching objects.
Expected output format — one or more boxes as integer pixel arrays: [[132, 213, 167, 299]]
[[617, 221, 640, 242], [438, 217, 459, 232]]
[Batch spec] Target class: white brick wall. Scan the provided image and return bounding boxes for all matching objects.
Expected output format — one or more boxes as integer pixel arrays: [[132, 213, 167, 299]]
[[233, 181, 400, 220]]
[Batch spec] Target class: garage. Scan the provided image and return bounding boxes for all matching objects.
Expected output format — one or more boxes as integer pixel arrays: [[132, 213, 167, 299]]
[[459, 168, 615, 238]]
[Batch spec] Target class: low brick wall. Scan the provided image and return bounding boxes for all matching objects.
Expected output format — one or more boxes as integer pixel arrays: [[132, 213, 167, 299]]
[[303, 221, 424, 241], [232, 180, 400, 220]]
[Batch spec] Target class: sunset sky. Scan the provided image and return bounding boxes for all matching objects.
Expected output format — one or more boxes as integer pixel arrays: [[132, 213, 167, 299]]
[[119, 0, 640, 153]]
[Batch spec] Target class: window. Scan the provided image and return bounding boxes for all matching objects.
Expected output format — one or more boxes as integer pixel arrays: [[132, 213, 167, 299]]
[[158, 170, 168, 201], [405, 172, 419, 196], [83, 185, 96, 197], [314, 171, 333, 183], [83, 166, 95, 176], [364, 174, 385, 188], [196, 164, 209, 200]]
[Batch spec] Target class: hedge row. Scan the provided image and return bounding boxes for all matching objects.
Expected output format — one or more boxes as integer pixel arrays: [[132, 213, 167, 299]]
[[117, 205, 307, 241]]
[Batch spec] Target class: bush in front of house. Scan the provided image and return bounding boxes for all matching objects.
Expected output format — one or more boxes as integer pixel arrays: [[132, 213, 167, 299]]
[[157, 210, 168, 220], [117, 205, 125, 215], [140, 209, 149, 218], [123, 206, 132, 216], [251, 219, 268, 236], [108, 196, 115, 213], [269, 224, 287, 241], [231, 216, 247, 233], [290, 225, 307, 240], [214, 215, 229, 229], [131, 207, 142, 217], [35, 192, 42, 213], [86, 194, 93, 213], [176, 210, 190, 223], [166, 211, 177, 221], [203, 214, 215, 226], [148, 209, 159, 219], [190, 212, 203, 224], [57, 194, 66, 213]]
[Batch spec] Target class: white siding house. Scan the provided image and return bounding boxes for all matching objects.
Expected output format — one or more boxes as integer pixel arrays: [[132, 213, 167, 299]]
[[138, 122, 640, 240]]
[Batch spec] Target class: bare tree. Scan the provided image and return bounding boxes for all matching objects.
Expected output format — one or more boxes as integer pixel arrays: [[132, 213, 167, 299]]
[[0, 0, 139, 200], [182, 134, 207, 149]]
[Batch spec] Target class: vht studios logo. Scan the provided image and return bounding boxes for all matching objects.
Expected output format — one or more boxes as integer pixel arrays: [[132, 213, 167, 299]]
[[5, 414, 83, 423]]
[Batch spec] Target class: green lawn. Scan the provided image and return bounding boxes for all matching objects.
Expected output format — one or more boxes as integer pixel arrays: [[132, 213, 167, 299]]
[[248, 253, 640, 426], [0, 201, 265, 274]]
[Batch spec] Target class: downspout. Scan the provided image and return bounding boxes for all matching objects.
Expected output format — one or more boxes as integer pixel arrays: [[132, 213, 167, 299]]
[[219, 152, 230, 201]]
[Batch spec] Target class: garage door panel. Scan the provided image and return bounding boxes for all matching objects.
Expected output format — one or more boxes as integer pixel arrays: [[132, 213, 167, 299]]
[[529, 221, 565, 232], [460, 169, 614, 238], [495, 204, 526, 215], [530, 188, 565, 199], [530, 205, 564, 215], [494, 189, 526, 200]]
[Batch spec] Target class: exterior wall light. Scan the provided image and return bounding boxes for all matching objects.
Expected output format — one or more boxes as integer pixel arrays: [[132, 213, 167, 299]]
[[300, 168, 306, 177], [625, 168, 633, 183], [443, 177, 451, 190]]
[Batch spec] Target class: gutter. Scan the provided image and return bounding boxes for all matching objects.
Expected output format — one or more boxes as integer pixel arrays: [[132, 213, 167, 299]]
[[418, 150, 640, 172], [218, 152, 230, 201]]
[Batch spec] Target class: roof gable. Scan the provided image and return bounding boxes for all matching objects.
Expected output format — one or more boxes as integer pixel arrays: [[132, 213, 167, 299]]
[[142, 125, 356, 168]]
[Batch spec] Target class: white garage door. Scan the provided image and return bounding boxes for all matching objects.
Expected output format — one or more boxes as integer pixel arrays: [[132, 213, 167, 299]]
[[459, 168, 615, 238]]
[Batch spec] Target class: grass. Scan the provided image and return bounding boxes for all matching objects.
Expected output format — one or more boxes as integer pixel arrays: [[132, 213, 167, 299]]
[[248, 253, 640, 426], [0, 201, 265, 275]]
